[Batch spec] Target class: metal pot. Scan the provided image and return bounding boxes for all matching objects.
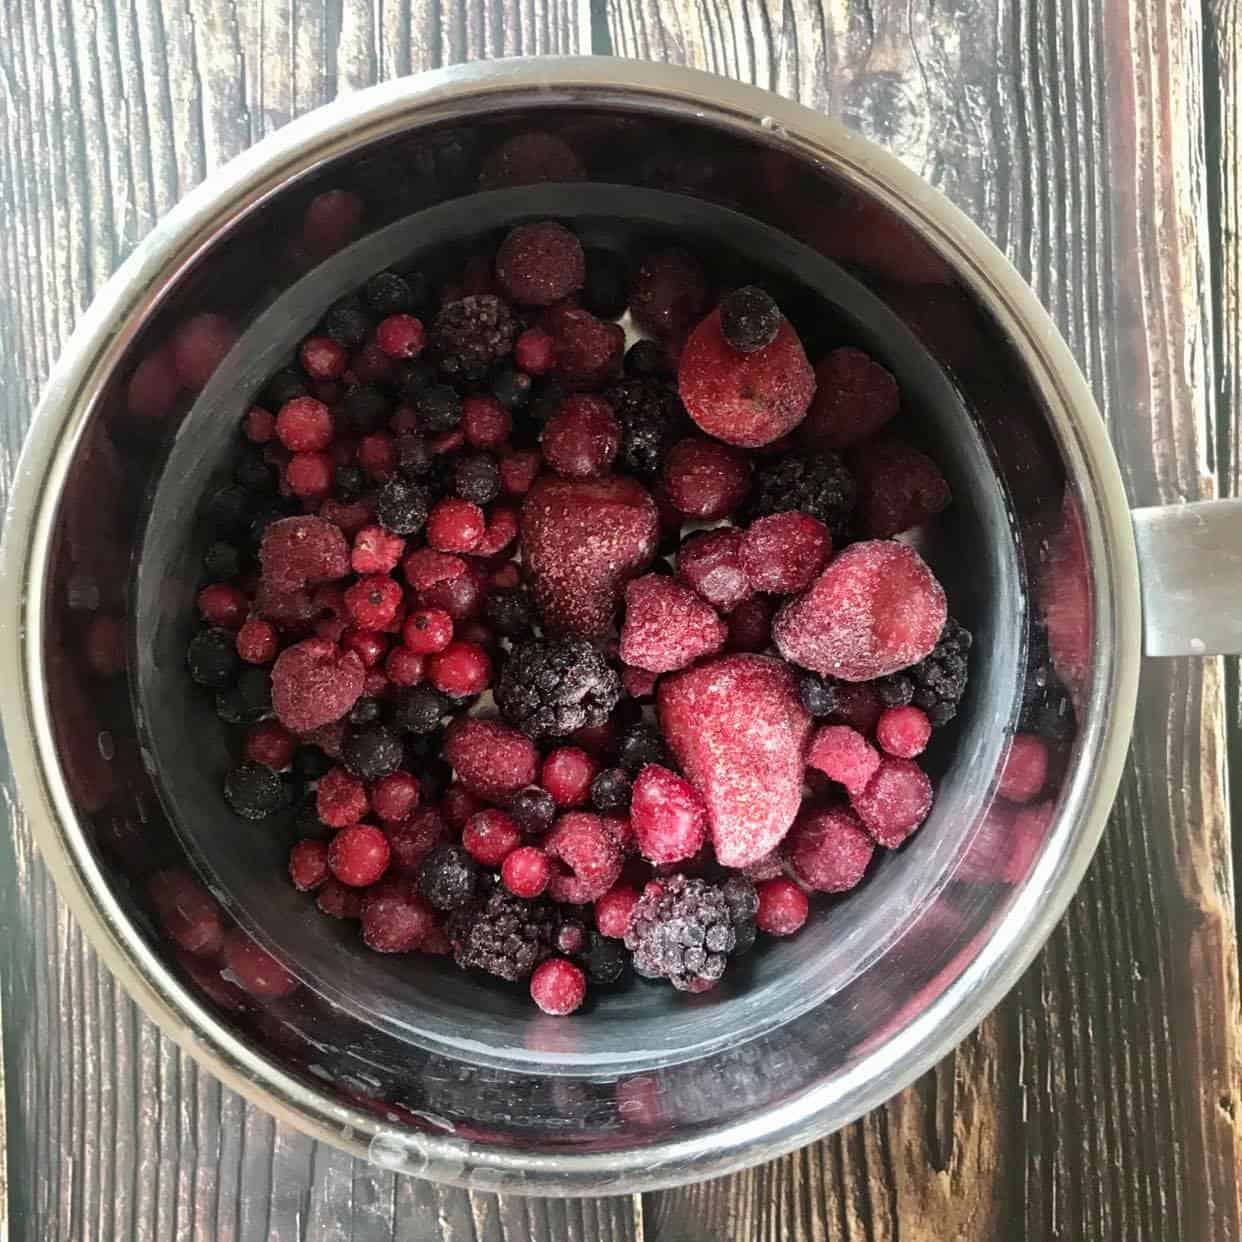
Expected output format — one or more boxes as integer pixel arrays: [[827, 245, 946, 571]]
[[1, 57, 1234, 1196]]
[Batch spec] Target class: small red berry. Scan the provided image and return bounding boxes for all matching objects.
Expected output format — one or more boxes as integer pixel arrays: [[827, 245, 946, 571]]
[[244, 721, 295, 770], [755, 877, 809, 936], [276, 396, 334, 452], [344, 574, 403, 630], [594, 884, 639, 938], [375, 314, 426, 359], [351, 525, 405, 574], [530, 957, 586, 1016], [289, 839, 330, 891], [363, 668, 389, 697], [499, 450, 541, 497], [426, 498, 485, 553], [286, 450, 334, 497], [440, 784, 483, 829], [384, 645, 425, 687], [357, 431, 397, 479], [875, 705, 933, 760], [243, 406, 276, 443], [236, 618, 279, 664], [298, 335, 348, 381], [541, 395, 621, 480], [371, 771, 420, 822], [501, 846, 552, 898], [403, 608, 454, 653], [541, 747, 599, 808], [663, 436, 751, 519], [328, 823, 391, 887], [462, 394, 513, 449], [514, 326, 556, 375], [316, 879, 363, 919], [198, 583, 247, 629], [341, 627, 388, 668], [317, 766, 369, 828], [302, 188, 363, 257], [462, 809, 522, 867], [361, 880, 436, 953], [474, 505, 519, 557], [427, 640, 492, 696]]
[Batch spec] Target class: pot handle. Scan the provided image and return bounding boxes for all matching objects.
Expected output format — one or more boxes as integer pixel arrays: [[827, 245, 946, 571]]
[[1133, 499, 1242, 657]]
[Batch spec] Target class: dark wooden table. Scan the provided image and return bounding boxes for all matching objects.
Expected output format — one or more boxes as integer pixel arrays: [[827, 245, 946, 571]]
[[2, 2, 1240, 1239]]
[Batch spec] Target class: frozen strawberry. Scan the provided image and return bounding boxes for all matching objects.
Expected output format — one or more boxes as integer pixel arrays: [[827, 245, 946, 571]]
[[850, 756, 933, 848], [259, 515, 350, 593], [773, 541, 947, 681], [997, 733, 1048, 803], [739, 512, 831, 594], [1037, 491, 1090, 710], [270, 637, 365, 732], [848, 436, 951, 538], [787, 804, 875, 892], [443, 716, 539, 800], [629, 249, 711, 342], [495, 221, 585, 306], [678, 309, 814, 448], [520, 475, 659, 637], [544, 811, 623, 904], [662, 437, 751, 520], [677, 528, 753, 611], [801, 348, 899, 449], [478, 131, 586, 189], [546, 305, 625, 390], [806, 724, 881, 796], [620, 574, 727, 674], [657, 654, 811, 868]]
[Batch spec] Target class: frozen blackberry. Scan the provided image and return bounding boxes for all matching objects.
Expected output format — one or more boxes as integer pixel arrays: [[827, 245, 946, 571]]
[[616, 722, 669, 775], [590, 767, 632, 813], [347, 697, 382, 726], [415, 755, 452, 804], [624, 875, 741, 991], [720, 285, 780, 353], [263, 367, 309, 408], [582, 930, 627, 985], [203, 540, 242, 580], [448, 887, 558, 981], [187, 627, 240, 688], [203, 484, 255, 536], [214, 667, 273, 724], [490, 367, 533, 411], [484, 586, 536, 637], [528, 381, 566, 425], [418, 845, 480, 911], [1019, 623, 1076, 741], [235, 450, 275, 493], [749, 452, 857, 540], [507, 787, 557, 836], [333, 465, 366, 502], [581, 249, 628, 319], [321, 296, 372, 349], [224, 762, 284, 820], [905, 617, 972, 726], [624, 339, 672, 377], [606, 377, 684, 478], [495, 637, 622, 739], [797, 671, 840, 718], [398, 359, 437, 400], [432, 295, 517, 380], [385, 685, 449, 734], [364, 270, 425, 316], [453, 452, 501, 506], [343, 384, 392, 433], [292, 746, 332, 782], [412, 384, 463, 433], [374, 477, 430, 535]]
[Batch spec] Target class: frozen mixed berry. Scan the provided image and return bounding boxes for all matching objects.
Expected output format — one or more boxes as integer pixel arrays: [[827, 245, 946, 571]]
[[365, 270, 421, 316], [747, 451, 857, 540], [495, 221, 585, 306], [484, 586, 537, 637], [541, 747, 599, 809], [739, 512, 831, 595], [244, 721, 295, 770], [188, 627, 242, 688], [444, 717, 539, 800], [676, 528, 752, 612], [375, 314, 426, 360], [448, 887, 558, 981], [289, 839, 331, 892], [849, 436, 952, 538], [329, 823, 391, 887], [590, 767, 632, 813], [270, 637, 364, 732], [501, 845, 552, 898], [719, 285, 781, 353], [351, 525, 404, 575], [807, 725, 882, 796], [317, 766, 369, 827], [802, 347, 900, 450], [616, 722, 668, 775], [546, 304, 625, 389], [496, 636, 622, 739], [620, 574, 727, 674], [662, 436, 751, 520], [432, 295, 517, 380], [788, 805, 874, 893], [452, 452, 501, 506], [754, 878, 809, 936], [427, 640, 492, 696], [850, 756, 933, 848], [875, 705, 932, 759], [530, 957, 586, 1016], [461, 809, 522, 867], [344, 575, 402, 631], [361, 880, 436, 953], [223, 763, 284, 819], [234, 618, 277, 668], [594, 884, 640, 939], [340, 723, 403, 782], [198, 582, 247, 629], [412, 383, 463, 434], [508, 786, 558, 837], [374, 477, 430, 536], [606, 376, 683, 479], [557, 919, 587, 956], [583, 931, 628, 984], [797, 671, 839, 718], [426, 498, 485, 552], [403, 607, 454, 654], [629, 249, 710, 341], [880, 617, 972, 727], [317, 879, 363, 919], [624, 874, 741, 991], [630, 764, 707, 864], [371, 771, 420, 822], [417, 844, 480, 910], [542, 395, 621, 480], [544, 812, 623, 904]]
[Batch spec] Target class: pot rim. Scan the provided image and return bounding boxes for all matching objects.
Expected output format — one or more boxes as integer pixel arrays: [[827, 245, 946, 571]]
[[0, 56, 1140, 1195]]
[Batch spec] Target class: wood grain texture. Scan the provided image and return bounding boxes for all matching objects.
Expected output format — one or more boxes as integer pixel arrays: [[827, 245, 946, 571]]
[[606, 0, 1242, 1239]]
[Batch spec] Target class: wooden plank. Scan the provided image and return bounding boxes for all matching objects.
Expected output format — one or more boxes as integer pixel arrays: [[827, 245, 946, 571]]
[[0, 2, 636, 1240], [604, 0, 1242, 1239]]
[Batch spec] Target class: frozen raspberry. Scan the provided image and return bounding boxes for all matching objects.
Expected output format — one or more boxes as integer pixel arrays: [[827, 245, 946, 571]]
[[288, 839, 331, 892], [850, 757, 933, 848], [629, 250, 710, 341], [149, 868, 225, 956], [361, 880, 436, 953], [223, 931, 298, 999], [619, 574, 726, 674], [678, 309, 813, 448], [541, 747, 599, 809], [726, 596, 774, 652], [739, 512, 831, 595], [127, 343, 182, 419], [316, 766, 369, 828], [662, 437, 751, 520], [514, 326, 556, 375], [479, 131, 586, 189], [433, 295, 517, 380], [802, 348, 900, 449], [316, 879, 363, 919], [444, 717, 539, 800], [541, 395, 621, 479], [171, 312, 237, 389], [630, 765, 707, 864], [426, 498, 485, 553], [787, 804, 875, 892], [328, 823, 391, 887], [998, 733, 1048, 803], [427, 640, 492, 696], [271, 637, 365, 732], [350, 526, 404, 576], [344, 575, 402, 630], [403, 607, 454, 654], [375, 314, 426, 360], [754, 878, 809, 936], [774, 541, 947, 681], [403, 548, 465, 592], [501, 846, 552, 898], [719, 286, 781, 353], [302, 189, 363, 257], [594, 884, 639, 938], [658, 655, 811, 868], [530, 957, 586, 1016], [875, 706, 932, 758], [544, 812, 623, 904], [547, 305, 625, 389], [676, 528, 752, 612], [276, 396, 334, 452], [520, 475, 659, 638], [807, 725, 881, 796], [495, 221, 585, 306], [198, 583, 246, 629], [243, 721, 295, 770], [500, 449, 542, 497], [286, 450, 334, 498], [849, 436, 952, 538], [368, 770, 418, 821], [462, 809, 522, 866], [385, 807, 448, 873], [259, 515, 349, 593]]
